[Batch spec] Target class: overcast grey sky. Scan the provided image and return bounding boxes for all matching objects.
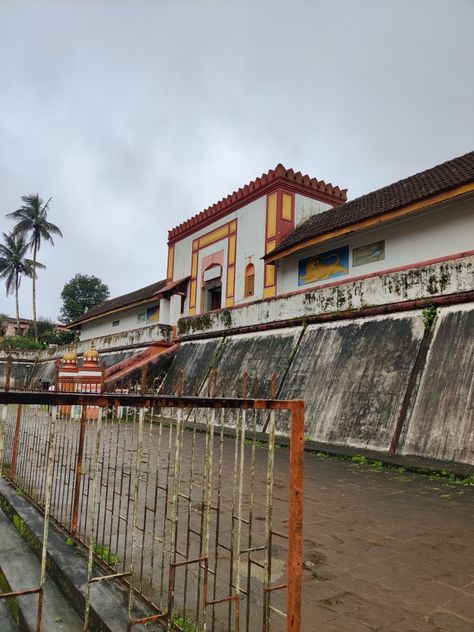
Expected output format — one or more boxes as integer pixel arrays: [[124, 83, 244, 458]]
[[1, 0, 473, 321]]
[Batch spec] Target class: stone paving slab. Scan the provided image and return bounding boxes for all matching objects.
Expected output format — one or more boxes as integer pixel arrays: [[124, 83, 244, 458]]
[[301, 453, 474, 631]]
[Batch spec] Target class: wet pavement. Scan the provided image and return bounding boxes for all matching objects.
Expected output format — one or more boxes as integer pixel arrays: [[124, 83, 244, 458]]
[[300, 453, 474, 631]]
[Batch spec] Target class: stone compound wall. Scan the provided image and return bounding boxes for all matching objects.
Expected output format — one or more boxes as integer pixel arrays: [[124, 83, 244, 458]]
[[73, 323, 173, 353], [0, 322, 173, 388], [164, 302, 474, 469], [177, 253, 474, 338]]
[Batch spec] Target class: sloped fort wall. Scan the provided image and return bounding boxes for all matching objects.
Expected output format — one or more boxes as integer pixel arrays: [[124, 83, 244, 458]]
[[163, 303, 474, 469]]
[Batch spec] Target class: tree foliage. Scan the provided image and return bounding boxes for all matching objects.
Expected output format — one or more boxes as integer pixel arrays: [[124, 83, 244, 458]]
[[0, 335, 43, 351], [25, 317, 76, 346], [7, 194, 62, 340], [0, 232, 42, 332], [59, 274, 110, 324]]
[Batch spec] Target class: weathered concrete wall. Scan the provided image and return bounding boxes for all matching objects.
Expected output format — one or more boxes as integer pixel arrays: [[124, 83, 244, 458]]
[[178, 253, 474, 338], [280, 315, 424, 449], [162, 303, 474, 468], [72, 323, 173, 353], [0, 357, 36, 388], [160, 339, 224, 395], [399, 305, 474, 465], [209, 329, 301, 398]]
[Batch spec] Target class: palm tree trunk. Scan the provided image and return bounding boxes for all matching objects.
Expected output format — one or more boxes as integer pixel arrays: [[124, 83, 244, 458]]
[[15, 274, 20, 336], [32, 241, 37, 340]]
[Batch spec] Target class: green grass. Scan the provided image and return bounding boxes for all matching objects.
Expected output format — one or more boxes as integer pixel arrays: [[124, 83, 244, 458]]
[[311, 450, 474, 485], [93, 542, 121, 565], [170, 614, 202, 632]]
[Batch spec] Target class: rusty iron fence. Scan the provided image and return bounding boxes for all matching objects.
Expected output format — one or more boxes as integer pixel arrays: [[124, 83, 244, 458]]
[[0, 382, 304, 631]]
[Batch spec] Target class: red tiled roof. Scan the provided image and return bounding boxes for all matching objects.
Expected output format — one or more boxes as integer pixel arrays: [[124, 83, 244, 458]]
[[68, 279, 167, 327], [156, 277, 190, 297], [168, 164, 347, 242], [266, 150, 474, 260]]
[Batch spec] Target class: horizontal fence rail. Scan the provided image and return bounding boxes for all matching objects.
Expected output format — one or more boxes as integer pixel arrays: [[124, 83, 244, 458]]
[[0, 388, 304, 632]]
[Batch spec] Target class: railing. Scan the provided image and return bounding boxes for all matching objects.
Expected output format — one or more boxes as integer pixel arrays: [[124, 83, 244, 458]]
[[0, 386, 304, 631]]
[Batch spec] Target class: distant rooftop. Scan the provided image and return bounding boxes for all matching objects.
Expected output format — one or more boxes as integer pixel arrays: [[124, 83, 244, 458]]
[[69, 279, 167, 327]]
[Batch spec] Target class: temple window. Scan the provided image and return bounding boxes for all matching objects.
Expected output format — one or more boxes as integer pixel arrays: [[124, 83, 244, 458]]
[[244, 263, 255, 298]]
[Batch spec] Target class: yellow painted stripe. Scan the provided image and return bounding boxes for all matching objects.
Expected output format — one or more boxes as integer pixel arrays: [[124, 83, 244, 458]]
[[282, 193, 292, 221], [198, 224, 229, 249], [267, 193, 277, 238], [228, 234, 236, 265], [167, 245, 175, 280], [226, 265, 235, 298], [189, 279, 197, 308], [264, 264, 275, 287], [266, 239, 276, 254], [191, 252, 199, 277]]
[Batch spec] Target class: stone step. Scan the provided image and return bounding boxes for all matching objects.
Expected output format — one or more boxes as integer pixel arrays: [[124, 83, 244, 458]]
[[0, 479, 161, 631], [0, 508, 82, 631]]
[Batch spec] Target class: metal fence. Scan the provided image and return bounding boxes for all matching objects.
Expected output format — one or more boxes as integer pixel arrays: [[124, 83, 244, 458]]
[[0, 385, 304, 631]]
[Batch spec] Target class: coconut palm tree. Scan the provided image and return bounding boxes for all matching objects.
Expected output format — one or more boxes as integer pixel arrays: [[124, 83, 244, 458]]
[[7, 194, 62, 340], [0, 232, 43, 335]]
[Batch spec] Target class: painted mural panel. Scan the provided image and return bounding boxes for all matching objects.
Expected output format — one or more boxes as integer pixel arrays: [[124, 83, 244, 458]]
[[298, 246, 349, 285], [146, 305, 160, 323], [353, 240, 385, 267]]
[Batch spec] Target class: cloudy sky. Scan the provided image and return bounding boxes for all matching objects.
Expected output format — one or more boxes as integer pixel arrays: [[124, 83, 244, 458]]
[[0, 0, 473, 321]]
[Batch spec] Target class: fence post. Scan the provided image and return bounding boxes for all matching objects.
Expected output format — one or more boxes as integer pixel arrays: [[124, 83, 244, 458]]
[[10, 403, 23, 479], [100, 362, 106, 394], [140, 365, 148, 395], [5, 354, 12, 391], [70, 405, 87, 536], [287, 401, 305, 632], [53, 358, 60, 392]]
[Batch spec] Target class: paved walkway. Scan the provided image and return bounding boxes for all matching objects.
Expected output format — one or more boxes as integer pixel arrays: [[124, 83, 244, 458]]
[[300, 454, 474, 631]]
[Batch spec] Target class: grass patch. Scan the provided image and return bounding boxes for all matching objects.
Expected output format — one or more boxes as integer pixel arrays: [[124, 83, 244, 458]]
[[170, 614, 202, 632], [93, 542, 120, 566], [311, 450, 474, 485], [351, 455, 368, 465]]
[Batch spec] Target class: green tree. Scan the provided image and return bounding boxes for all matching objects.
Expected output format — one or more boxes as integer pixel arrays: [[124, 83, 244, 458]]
[[0, 232, 44, 334], [59, 273, 110, 324], [0, 313, 8, 336], [7, 194, 63, 340], [25, 317, 75, 346]]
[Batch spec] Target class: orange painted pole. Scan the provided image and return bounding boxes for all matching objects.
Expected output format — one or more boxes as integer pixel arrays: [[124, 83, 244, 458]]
[[287, 401, 304, 632]]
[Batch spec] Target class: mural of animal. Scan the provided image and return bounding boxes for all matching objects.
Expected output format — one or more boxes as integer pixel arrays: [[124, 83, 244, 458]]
[[301, 252, 348, 282]]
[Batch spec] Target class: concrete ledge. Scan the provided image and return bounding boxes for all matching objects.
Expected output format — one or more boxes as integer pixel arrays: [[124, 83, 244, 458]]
[[178, 254, 474, 338], [0, 480, 157, 632]]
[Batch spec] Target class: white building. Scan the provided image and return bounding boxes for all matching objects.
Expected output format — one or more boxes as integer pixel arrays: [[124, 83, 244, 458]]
[[72, 150, 474, 346]]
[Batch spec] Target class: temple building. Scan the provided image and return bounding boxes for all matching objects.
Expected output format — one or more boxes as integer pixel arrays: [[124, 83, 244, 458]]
[[70, 150, 474, 346]]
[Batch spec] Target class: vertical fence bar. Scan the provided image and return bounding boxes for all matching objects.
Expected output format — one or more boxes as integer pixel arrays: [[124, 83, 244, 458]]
[[36, 404, 57, 632], [127, 407, 146, 628], [70, 405, 87, 536], [10, 403, 23, 479], [0, 401, 7, 478], [263, 410, 276, 632], [286, 402, 304, 632], [4, 354, 12, 391], [83, 410, 103, 631]]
